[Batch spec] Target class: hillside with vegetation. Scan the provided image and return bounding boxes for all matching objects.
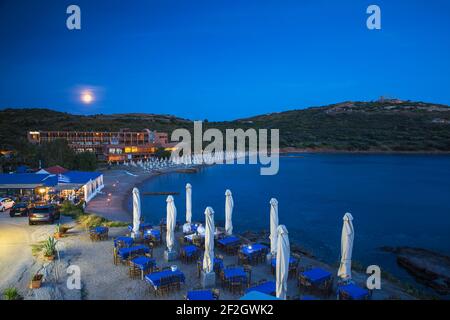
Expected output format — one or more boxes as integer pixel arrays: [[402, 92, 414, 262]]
[[1, 99, 450, 156]]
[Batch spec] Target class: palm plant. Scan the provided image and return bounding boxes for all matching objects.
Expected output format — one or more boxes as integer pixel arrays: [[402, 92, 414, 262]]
[[43, 236, 57, 257]]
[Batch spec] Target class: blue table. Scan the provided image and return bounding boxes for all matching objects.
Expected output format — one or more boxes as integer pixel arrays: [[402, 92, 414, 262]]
[[218, 236, 240, 246], [130, 256, 156, 279], [91, 226, 108, 233], [114, 236, 134, 248], [131, 256, 156, 270], [338, 283, 369, 300], [301, 295, 317, 300], [214, 258, 224, 272], [128, 222, 153, 232], [145, 269, 185, 288], [246, 281, 276, 295], [117, 245, 150, 260], [186, 290, 214, 300], [241, 243, 268, 256], [301, 268, 332, 284], [144, 229, 161, 240], [181, 245, 199, 257], [271, 256, 298, 268], [223, 267, 247, 282]]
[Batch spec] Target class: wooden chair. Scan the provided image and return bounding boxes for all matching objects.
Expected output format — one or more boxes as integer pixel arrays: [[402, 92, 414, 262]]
[[243, 264, 252, 287], [129, 264, 141, 279], [212, 288, 220, 300], [197, 260, 202, 278], [159, 277, 170, 296], [230, 277, 243, 295], [113, 247, 118, 265]]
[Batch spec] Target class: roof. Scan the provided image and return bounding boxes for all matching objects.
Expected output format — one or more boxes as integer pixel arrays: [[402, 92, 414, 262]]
[[40, 165, 68, 174], [0, 171, 102, 189], [0, 173, 58, 189], [61, 171, 102, 185]]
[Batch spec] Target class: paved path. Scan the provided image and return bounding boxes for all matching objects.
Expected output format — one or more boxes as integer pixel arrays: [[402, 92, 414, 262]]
[[0, 212, 55, 291]]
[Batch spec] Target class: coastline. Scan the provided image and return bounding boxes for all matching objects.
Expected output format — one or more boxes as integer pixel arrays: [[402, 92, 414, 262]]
[[86, 165, 206, 222], [279, 147, 450, 155]]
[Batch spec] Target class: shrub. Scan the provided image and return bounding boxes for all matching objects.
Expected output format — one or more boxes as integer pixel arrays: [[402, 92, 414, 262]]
[[43, 237, 57, 257], [3, 287, 21, 300]]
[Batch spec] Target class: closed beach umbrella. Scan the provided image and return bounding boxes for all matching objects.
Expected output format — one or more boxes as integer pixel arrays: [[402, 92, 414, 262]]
[[225, 189, 234, 235], [203, 207, 215, 273], [166, 195, 177, 252], [186, 183, 192, 223], [269, 198, 279, 255], [338, 212, 354, 280], [276, 225, 290, 300], [132, 188, 141, 238]]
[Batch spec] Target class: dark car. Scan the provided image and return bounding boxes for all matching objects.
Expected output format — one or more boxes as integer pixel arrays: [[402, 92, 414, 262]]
[[9, 202, 30, 217], [28, 205, 60, 225]]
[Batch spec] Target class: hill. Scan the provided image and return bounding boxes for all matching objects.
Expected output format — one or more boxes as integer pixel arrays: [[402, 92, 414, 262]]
[[1, 99, 450, 152]]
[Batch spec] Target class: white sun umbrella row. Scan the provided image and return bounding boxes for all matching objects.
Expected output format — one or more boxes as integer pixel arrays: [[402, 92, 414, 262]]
[[132, 184, 354, 298], [269, 199, 355, 299]]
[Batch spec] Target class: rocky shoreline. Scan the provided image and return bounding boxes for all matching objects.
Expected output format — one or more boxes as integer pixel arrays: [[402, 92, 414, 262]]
[[382, 246, 450, 296]]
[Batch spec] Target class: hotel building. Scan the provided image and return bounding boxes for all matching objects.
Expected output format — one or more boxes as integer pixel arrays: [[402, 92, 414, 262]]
[[28, 129, 173, 162]]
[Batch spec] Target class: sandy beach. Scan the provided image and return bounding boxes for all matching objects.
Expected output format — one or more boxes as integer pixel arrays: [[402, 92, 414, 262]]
[[85, 166, 186, 222]]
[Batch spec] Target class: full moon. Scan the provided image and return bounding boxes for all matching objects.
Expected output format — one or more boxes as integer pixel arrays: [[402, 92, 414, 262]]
[[81, 91, 94, 104]]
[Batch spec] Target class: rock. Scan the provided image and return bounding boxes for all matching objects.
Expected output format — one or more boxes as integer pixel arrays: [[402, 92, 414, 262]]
[[382, 246, 450, 295]]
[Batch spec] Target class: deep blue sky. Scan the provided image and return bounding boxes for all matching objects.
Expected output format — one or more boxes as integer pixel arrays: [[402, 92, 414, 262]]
[[0, 0, 449, 120]]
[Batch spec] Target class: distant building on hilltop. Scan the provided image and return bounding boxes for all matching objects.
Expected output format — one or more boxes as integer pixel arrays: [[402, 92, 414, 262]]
[[28, 129, 175, 163]]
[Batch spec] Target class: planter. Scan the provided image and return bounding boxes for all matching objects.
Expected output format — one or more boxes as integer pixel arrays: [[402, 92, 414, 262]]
[[45, 254, 55, 261], [54, 232, 64, 239], [31, 274, 43, 289]]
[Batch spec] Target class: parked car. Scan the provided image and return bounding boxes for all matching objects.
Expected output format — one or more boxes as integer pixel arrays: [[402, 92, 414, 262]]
[[0, 198, 15, 212], [9, 202, 30, 217], [28, 205, 60, 225]]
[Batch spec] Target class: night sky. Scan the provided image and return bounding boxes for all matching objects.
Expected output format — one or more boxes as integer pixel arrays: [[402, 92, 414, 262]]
[[0, 0, 449, 120]]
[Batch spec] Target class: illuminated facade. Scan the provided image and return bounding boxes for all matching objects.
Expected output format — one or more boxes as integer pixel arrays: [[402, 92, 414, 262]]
[[28, 129, 171, 162]]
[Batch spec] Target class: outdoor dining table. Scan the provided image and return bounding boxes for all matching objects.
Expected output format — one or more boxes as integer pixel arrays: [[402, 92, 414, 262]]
[[223, 267, 247, 282], [186, 289, 214, 300], [300, 267, 332, 284], [245, 281, 276, 296], [144, 229, 161, 240], [127, 222, 153, 232], [91, 226, 108, 234], [117, 245, 150, 260], [181, 245, 199, 257], [145, 269, 185, 288], [114, 236, 134, 248], [217, 236, 240, 247], [337, 283, 369, 300], [89, 226, 108, 241], [241, 243, 268, 257], [214, 257, 224, 272], [130, 256, 156, 279], [270, 256, 298, 268]]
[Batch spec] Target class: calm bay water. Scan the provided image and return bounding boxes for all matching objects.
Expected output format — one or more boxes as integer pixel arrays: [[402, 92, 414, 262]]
[[130, 154, 450, 282]]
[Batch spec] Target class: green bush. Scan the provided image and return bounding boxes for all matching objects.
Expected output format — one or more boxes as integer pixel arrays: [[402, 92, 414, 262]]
[[3, 287, 21, 300], [60, 200, 84, 218]]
